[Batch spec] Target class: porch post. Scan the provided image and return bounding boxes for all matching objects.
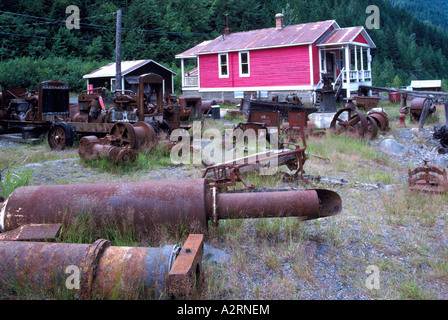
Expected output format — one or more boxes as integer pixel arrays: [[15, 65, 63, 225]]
[[345, 46, 351, 98], [360, 47, 365, 82], [319, 48, 322, 77], [354, 45, 359, 82], [367, 48, 371, 71], [181, 58, 185, 89]]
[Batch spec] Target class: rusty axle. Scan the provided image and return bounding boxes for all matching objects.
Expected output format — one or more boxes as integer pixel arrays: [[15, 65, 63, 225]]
[[0, 234, 203, 300], [0, 178, 341, 233]]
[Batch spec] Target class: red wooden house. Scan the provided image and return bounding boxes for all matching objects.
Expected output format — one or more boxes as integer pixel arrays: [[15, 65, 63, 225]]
[[175, 13, 376, 104]]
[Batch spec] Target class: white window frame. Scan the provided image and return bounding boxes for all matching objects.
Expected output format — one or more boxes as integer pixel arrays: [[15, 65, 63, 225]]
[[218, 53, 229, 78], [239, 51, 250, 77]]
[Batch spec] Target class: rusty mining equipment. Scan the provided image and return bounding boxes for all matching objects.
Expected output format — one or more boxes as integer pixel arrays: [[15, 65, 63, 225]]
[[0, 74, 187, 151], [329, 97, 389, 140], [0, 178, 342, 235], [358, 85, 448, 131], [0, 80, 73, 143], [408, 160, 448, 194], [77, 121, 160, 164], [0, 229, 204, 300]]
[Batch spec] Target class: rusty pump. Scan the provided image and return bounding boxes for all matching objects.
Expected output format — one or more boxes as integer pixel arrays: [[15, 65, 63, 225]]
[[0, 178, 342, 235]]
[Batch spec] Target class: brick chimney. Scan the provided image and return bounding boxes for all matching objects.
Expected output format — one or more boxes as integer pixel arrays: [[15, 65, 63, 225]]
[[275, 13, 284, 29], [225, 14, 231, 36]]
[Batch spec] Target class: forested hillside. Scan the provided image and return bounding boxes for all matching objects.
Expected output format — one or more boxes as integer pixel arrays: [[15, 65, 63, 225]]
[[390, 0, 448, 33], [0, 0, 447, 92]]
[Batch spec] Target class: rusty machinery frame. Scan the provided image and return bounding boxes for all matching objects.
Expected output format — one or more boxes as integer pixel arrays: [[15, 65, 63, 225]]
[[203, 112, 308, 190]]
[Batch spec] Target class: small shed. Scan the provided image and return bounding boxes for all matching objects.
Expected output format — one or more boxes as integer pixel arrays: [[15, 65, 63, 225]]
[[83, 59, 177, 95], [410, 80, 442, 92]]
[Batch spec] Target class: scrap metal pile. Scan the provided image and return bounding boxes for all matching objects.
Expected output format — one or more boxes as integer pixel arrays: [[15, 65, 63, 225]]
[[0, 94, 345, 299]]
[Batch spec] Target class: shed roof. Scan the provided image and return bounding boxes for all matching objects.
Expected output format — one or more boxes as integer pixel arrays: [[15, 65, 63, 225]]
[[83, 59, 177, 79], [176, 20, 340, 58], [411, 80, 442, 88]]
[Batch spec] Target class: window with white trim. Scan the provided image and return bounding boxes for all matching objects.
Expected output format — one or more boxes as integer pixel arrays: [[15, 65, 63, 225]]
[[239, 51, 250, 77], [219, 53, 229, 78]]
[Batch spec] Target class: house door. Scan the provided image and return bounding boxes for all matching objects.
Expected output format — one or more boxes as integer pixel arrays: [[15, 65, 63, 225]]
[[326, 52, 336, 80]]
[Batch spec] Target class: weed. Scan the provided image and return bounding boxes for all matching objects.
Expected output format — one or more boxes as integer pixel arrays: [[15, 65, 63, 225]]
[[398, 278, 437, 300], [0, 163, 32, 199]]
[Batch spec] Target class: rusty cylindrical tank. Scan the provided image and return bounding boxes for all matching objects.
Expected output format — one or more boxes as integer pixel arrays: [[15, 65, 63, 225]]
[[0, 179, 342, 234], [0, 234, 203, 300], [410, 97, 436, 121]]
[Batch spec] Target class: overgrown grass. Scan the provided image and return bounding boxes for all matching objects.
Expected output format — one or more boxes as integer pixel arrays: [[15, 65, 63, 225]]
[[382, 188, 448, 222], [0, 163, 33, 200], [305, 132, 396, 184]]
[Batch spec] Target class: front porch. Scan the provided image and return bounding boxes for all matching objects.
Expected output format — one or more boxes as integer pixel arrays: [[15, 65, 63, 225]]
[[317, 44, 373, 98], [180, 58, 199, 90]]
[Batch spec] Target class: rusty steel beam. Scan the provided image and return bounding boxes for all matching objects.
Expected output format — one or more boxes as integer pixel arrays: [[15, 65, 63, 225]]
[[0, 234, 203, 300], [0, 179, 342, 234]]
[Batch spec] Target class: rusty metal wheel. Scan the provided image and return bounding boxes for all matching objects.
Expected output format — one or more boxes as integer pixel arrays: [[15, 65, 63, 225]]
[[365, 115, 379, 140], [368, 111, 389, 131], [330, 108, 368, 138], [48, 122, 74, 150], [109, 122, 136, 148], [133, 122, 159, 151]]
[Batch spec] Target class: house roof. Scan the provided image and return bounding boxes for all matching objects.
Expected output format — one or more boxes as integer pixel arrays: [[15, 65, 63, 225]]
[[411, 80, 442, 88], [176, 20, 340, 58], [83, 59, 177, 79], [318, 27, 376, 48]]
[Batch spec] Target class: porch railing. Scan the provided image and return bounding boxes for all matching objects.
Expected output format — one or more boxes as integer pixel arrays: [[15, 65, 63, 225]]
[[183, 76, 198, 87], [341, 70, 372, 82]]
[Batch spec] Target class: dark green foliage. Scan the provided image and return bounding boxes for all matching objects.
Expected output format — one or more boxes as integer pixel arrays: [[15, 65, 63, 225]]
[[390, 0, 448, 33], [0, 57, 108, 92], [0, 0, 447, 90]]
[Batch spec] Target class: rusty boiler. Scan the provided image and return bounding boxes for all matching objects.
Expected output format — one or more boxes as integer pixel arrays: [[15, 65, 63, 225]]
[[0, 179, 342, 236], [0, 233, 204, 300]]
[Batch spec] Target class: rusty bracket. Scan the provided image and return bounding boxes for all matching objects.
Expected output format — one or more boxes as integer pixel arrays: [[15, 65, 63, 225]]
[[0, 223, 61, 242], [168, 234, 204, 300]]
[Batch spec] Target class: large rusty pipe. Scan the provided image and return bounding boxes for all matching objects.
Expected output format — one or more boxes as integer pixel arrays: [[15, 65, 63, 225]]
[[217, 189, 340, 221], [0, 179, 342, 233], [0, 234, 203, 300]]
